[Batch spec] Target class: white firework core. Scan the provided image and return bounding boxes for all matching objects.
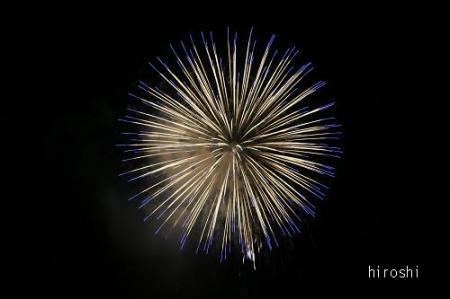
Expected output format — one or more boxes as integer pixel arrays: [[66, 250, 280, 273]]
[[119, 29, 341, 264]]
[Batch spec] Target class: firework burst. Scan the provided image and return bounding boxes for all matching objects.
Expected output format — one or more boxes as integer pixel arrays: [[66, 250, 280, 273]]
[[118, 29, 341, 266]]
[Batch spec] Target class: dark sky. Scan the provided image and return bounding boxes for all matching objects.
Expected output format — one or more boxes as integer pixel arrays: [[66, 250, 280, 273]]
[[4, 3, 436, 298]]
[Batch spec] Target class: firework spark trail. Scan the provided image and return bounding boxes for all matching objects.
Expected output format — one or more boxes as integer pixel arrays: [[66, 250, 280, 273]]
[[119, 29, 342, 266]]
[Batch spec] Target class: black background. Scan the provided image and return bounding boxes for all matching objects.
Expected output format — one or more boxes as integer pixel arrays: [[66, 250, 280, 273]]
[[4, 3, 437, 298]]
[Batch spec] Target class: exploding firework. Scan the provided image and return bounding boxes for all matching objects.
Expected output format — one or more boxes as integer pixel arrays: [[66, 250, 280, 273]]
[[119, 29, 341, 266]]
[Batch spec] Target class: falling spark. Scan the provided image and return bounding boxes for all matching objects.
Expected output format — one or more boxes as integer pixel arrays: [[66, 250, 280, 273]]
[[118, 29, 341, 267]]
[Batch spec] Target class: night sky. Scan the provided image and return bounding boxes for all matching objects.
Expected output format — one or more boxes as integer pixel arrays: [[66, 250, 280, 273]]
[[5, 4, 435, 298]]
